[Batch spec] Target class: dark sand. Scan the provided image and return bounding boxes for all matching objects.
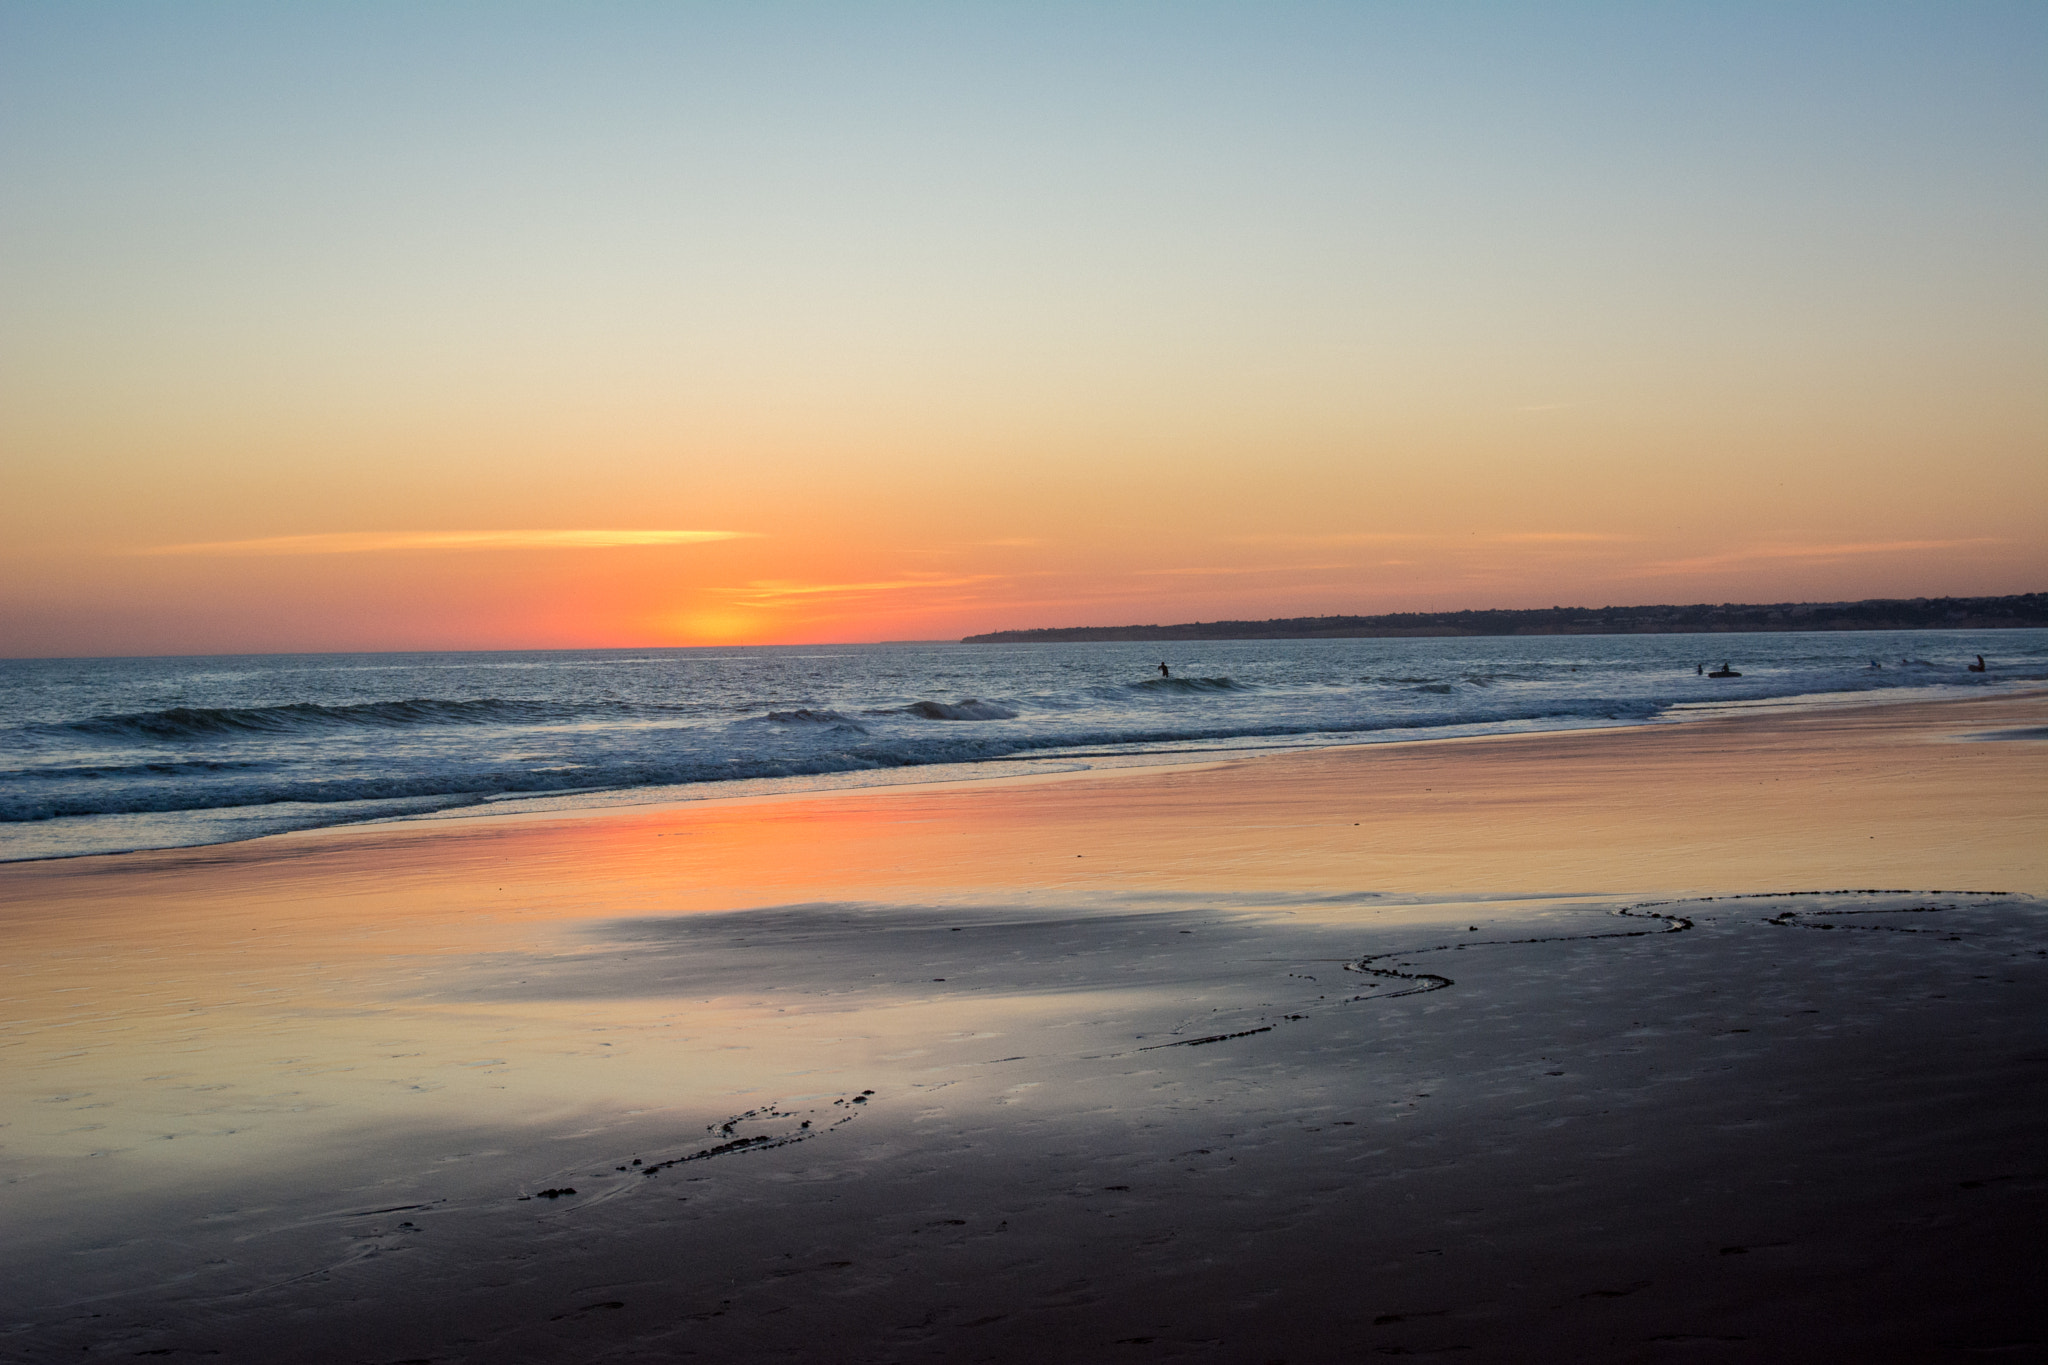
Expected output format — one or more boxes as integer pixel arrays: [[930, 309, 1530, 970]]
[[1, 692, 2043, 1363]]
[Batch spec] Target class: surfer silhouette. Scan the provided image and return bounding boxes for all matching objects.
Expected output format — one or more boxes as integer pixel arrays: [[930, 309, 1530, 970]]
[[1969, 655, 1987, 672], [1158, 662, 1170, 678]]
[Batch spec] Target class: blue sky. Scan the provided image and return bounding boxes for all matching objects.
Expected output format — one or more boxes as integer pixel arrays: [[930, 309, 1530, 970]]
[[3, 2, 2042, 653]]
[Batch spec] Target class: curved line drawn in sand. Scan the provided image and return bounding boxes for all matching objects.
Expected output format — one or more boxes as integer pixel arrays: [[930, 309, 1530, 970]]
[[1129, 905, 1697, 1057], [1183, 888, 2019, 1064], [516, 890, 2028, 1214], [1139, 904, 1696, 1048], [1767, 905, 1959, 934], [1638, 888, 2011, 939], [1666, 888, 2008, 898], [1339, 905, 1695, 1002]]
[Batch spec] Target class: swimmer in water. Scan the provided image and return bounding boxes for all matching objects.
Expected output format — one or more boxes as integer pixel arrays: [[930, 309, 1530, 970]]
[[1158, 662, 1170, 678]]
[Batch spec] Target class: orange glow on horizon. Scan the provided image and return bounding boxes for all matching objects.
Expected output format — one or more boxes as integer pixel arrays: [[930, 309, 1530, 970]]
[[661, 609, 762, 645], [2, 5, 2040, 657], [5, 518, 2038, 657]]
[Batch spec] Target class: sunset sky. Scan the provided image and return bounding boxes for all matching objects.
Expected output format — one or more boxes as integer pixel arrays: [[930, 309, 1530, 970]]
[[3, 1, 2042, 656]]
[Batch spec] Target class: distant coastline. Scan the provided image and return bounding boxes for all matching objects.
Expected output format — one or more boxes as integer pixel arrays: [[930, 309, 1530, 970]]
[[962, 592, 2048, 644]]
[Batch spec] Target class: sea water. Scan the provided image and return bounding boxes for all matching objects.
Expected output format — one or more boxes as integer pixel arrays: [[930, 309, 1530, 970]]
[[2, 630, 2041, 861]]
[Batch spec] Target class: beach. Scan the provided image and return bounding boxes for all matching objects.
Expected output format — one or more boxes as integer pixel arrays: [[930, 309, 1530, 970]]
[[2, 689, 2043, 1362]]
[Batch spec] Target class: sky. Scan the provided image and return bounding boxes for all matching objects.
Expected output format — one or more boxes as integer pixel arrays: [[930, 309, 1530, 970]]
[[2, 1, 2043, 656]]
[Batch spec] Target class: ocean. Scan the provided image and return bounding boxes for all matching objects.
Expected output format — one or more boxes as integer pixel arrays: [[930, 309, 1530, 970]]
[[2, 629, 2041, 862]]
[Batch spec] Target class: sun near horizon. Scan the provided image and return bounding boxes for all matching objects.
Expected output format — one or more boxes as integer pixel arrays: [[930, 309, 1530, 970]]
[[3, 2, 2043, 658]]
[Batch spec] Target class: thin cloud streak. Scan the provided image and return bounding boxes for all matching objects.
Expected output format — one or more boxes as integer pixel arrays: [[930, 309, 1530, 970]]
[[1644, 538, 1996, 575], [1490, 532, 1639, 544], [139, 530, 756, 556], [727, 575, 999, 606], [1225, 532, 1636, 547], [1223, 532, 1432, 546], [1133, 562, 1355, 578]]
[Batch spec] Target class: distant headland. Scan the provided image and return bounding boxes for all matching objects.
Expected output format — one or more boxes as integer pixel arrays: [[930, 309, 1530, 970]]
[[962, 592, 2048, 644]]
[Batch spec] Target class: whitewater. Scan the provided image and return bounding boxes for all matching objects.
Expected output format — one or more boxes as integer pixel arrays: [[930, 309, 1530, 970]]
[[2, 630, 2042, 861]]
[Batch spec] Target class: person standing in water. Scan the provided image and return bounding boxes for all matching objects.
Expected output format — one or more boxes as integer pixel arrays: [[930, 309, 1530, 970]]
[[1158, 662, 1170, 678]]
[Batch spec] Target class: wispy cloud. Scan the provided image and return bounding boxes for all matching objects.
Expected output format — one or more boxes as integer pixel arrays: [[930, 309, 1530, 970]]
[[726, 574, 998, 606], [1222, 532, 1432, 546], [1489, 532, 1639, 544], [1644, 539, 1995, 575], [139, 530, 755, 556], [1132, 562, 1355, 577], [1225, 531, 1634, 547]]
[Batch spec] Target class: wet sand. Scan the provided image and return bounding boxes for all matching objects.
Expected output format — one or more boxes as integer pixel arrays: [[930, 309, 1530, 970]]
[[1, 692, 2044, 1362]]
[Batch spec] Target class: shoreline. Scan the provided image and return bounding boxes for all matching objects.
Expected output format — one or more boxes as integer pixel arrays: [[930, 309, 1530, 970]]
[[2, 686, 2042, 1361], [110, 683, 2048, 886], [6, 677, 2037, 868]]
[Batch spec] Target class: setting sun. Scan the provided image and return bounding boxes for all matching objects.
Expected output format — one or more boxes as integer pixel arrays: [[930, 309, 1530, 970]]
[[2, 4, 2039, 656], [2, 8, 2043, 1361]]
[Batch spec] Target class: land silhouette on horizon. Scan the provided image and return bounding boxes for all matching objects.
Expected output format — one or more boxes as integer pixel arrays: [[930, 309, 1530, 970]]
[[962, 591, 2048, 644]]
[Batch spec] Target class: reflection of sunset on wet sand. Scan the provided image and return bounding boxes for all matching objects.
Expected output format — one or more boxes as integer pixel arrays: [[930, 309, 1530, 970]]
[[3, 693, 2042, 1360]]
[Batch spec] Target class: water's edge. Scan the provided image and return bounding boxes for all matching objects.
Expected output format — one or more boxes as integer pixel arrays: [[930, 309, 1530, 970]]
[[3, 630, 2039, 863]]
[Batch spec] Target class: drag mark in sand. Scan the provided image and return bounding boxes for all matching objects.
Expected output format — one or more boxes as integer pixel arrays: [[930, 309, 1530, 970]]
[[519, 1090, 875, 1205], [509, 891, 2024, 1225], [1139, 1027, 1274, 1051]]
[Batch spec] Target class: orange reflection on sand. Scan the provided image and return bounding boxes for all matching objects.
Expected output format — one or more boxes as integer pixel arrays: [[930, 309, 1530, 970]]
[[0, 691, 2040, 1265]]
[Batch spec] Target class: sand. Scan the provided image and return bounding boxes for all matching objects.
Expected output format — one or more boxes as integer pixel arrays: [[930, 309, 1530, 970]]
[[1, 691, 2043, 1362]]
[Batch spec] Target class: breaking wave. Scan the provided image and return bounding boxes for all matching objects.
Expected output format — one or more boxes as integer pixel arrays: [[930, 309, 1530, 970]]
[[14, 759, 265, 780], [897, 699, 1019, 721], [1129, 675, 1247, 693], [762, 709, 868, 733], [50, 698, 582, 740]]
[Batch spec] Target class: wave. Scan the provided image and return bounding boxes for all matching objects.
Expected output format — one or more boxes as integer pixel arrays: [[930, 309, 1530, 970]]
[[48, 698, 580, 741], [1128, 676, 1246, 694], [761, 708, 868, 733], [7, 636, 2040, 847], [0, 696, 1678, 824], [897, 699, 1019, 721], [13, 759, 266, 780]]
